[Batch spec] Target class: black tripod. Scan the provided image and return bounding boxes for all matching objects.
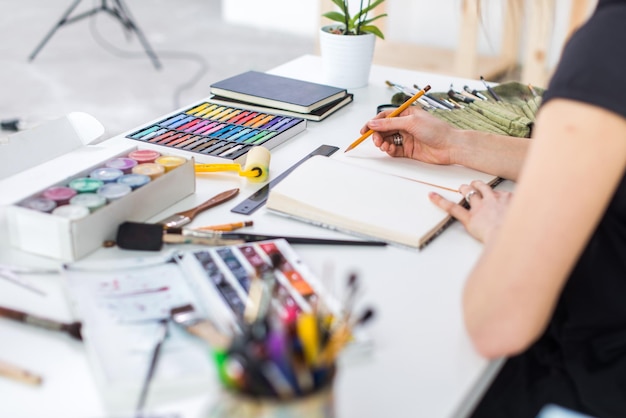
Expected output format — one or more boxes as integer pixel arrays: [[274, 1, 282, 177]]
[[29, 0, 161, 69]]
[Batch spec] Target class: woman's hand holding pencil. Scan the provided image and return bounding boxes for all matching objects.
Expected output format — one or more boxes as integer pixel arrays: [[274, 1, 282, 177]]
[[344, 85, 431, 153]]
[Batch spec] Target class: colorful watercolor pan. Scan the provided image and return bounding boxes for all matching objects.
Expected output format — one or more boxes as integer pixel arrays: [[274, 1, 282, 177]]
[[126, 102, 307, 163]]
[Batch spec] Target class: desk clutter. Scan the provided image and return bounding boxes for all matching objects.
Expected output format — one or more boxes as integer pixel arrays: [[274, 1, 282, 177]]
[[389, 81, 545, 138], [61, 238, 372, 415]]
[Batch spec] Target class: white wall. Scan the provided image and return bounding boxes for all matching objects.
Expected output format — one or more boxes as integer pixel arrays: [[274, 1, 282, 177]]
[[222, 0, 594, 69]]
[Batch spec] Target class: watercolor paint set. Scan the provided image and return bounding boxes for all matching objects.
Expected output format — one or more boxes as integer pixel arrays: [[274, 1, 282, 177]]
[[62, 238, 334, 411], [3, 113, 195, 261], [126, 102, 307, 164]]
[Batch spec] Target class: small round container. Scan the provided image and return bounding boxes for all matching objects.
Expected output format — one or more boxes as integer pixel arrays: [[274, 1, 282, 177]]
[[52, 204, 90, 220], [41, 186, 78, 206], [20, 197, 57, 213], [132, 163, 165, 180], [117, 173, 151, 190], [105, 157, 138, 174], [128, 149, 160, 164], [70, 193, 107, 212], [155, 155, 187, 172], [68, 177, 104, 194], [97, 183, 132, 202], [90, 167, 124, 183]]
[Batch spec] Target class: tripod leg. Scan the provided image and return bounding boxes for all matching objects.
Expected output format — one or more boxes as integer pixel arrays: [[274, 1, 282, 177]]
[[112, 0, 162, 70], [29, 0, 84, 61]]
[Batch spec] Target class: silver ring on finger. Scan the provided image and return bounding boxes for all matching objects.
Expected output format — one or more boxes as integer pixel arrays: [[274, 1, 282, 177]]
[[464, 189, 478, 205], [392, 133, 403, 146]]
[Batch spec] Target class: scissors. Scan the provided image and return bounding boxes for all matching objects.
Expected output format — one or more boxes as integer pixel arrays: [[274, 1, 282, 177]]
[[0, 264, 58, 296]]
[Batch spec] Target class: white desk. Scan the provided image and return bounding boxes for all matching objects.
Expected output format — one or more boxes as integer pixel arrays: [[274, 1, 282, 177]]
[[0, 54, 504, 418]]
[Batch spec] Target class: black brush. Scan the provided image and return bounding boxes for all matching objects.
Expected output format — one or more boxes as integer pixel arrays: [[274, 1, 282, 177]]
[[116, 221, 387, 251]]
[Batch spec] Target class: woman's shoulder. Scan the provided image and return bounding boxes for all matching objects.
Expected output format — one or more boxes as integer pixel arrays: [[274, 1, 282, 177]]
[[543, 2, 626, 120]]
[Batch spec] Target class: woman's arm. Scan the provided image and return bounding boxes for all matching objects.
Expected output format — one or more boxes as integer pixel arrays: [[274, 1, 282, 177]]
[[463, 99, 626, 358], [365, 108, 530, 180]]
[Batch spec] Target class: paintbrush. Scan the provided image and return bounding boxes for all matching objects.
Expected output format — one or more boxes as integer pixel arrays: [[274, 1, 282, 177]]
[[157, 188, 239, 229], [0, 305, 82, 341], [116, 221, 387, 251], [136, 319, 168, 418], [170, 304, 231, 350]]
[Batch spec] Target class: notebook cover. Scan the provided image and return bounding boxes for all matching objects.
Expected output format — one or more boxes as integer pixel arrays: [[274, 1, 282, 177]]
[[209, 71, 348, 113]]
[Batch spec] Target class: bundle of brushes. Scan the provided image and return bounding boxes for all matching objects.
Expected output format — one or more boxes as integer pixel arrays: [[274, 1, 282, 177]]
[[387, 79, 544, 138], [171, 256, 374, 400]]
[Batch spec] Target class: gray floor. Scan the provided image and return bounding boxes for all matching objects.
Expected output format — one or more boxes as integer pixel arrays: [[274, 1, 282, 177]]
[[0, 0, 315, 140]]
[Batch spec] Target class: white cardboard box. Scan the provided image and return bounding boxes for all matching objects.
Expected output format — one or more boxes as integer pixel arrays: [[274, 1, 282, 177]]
[[2, 113, 195, 261]]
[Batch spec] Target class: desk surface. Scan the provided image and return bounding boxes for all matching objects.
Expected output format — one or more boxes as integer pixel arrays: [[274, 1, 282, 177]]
[[0, 54, 504, 418]]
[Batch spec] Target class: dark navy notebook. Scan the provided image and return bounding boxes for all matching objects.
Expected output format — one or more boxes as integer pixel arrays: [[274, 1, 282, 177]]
[[209, 71, 347, 113]]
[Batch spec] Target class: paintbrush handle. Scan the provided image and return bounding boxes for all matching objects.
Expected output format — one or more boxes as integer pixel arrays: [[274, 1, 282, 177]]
[[0, 306, 26, 322], [0, 305, 82, 340], [0, 305, 63, 331], [0, 359, 42, 386], [173, 188, 239, 221]]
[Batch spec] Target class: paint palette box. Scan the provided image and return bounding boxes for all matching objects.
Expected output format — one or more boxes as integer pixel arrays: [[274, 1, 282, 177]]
[[125, 101, 307, 164], [3, 113, 196, 262]]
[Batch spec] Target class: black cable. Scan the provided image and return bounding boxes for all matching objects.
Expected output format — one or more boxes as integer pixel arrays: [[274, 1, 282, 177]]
[[87, 2, 209, 109]]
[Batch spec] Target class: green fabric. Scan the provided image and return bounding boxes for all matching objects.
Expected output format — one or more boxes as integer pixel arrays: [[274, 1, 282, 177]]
[[389, 81, 545, 138]]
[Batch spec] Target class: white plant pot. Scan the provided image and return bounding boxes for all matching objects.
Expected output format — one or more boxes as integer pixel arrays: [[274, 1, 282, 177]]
[[319, 25, 376, 89]]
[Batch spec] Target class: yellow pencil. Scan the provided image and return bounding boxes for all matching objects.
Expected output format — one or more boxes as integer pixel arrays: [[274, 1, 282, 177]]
[[344, 85, 431, 153]]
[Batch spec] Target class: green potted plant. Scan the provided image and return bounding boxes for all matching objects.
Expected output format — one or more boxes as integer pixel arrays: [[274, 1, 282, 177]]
[[319, 0, 387, 89], [322, 0, 387, 39]]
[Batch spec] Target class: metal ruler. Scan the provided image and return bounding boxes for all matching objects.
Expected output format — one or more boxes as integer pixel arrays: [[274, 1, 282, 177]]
[[230, 144, 339, 215]]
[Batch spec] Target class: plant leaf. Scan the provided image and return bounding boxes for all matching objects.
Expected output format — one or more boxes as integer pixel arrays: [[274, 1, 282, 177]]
[[323, 11, 348, 24], [360, 25, 385, 39], [360, 14, 387, 26]]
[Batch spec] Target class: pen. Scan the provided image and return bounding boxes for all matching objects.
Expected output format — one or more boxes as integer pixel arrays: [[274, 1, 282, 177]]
[[480, 76, 502, 101], [344, 85, 431, 152], [0, 359, 42, 386]]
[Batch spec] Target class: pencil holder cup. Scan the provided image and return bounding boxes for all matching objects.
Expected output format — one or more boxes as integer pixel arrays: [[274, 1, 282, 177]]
[[207, 381, 336, 418], [206, 325, 338, 418]]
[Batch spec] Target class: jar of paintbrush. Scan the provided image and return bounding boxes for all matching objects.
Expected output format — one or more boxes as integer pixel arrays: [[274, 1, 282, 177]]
[[171, 258, 374, 418]]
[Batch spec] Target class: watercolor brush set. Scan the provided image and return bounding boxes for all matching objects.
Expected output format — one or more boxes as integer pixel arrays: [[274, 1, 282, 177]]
[[169, 253, 375, 406], [127, 102, 307, 164]]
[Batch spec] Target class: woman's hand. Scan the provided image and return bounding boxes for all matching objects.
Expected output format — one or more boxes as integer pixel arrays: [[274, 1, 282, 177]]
[[361, 106, 458, 165], [429, 180, 513, 243]]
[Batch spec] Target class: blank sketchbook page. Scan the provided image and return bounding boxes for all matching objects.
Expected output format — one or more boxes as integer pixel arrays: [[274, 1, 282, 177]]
[[266, 155, 462, 249], [333, 139, 499, 191]]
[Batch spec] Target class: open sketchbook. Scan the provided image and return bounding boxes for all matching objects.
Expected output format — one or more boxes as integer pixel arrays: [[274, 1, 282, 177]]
[[266, 142, 500, 249]]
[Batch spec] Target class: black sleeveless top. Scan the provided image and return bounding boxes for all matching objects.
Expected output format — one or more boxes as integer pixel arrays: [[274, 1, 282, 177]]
[[471, 1, 626, 417]]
